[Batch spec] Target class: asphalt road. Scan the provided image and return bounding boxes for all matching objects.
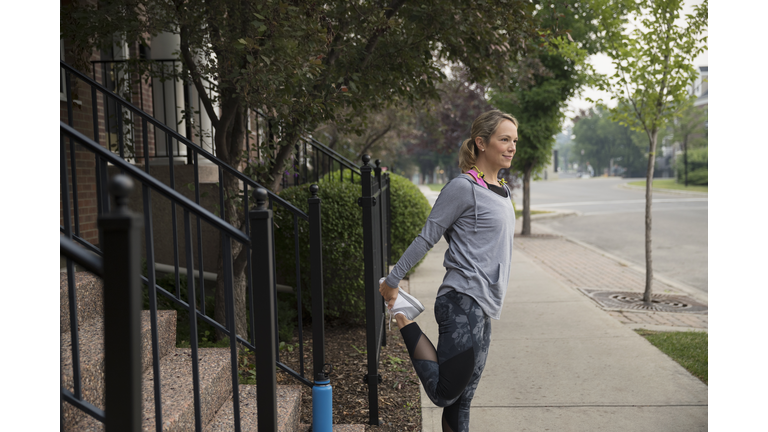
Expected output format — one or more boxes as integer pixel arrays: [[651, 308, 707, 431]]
[[512, 176, 708, 293]]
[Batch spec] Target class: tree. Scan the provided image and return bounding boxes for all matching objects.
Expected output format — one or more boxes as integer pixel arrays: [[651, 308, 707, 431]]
[[312, 104, 416, 166], [572, 106, 647, 176], [61, 0, 542, 338], [593, 0, 708, 302], [406, 66, 496, 184], [669, 98, 708, 186], [490, 0, 626, 235]]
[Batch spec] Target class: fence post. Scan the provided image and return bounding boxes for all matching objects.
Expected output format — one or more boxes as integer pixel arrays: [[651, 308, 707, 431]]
[[374, 160, 387, 349], [250, 187, 278, 432], [359, 155, 382, 425], [99, 174, 143, 432], [309, 184, 333, 431], [385, 172, 392, 269]]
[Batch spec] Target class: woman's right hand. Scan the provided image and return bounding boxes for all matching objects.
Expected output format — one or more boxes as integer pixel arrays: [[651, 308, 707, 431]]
[[379, 278, 399, 310]]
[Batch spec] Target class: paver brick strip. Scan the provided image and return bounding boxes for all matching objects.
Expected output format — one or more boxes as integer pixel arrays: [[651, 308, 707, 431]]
[[513, 234, 707, 330]]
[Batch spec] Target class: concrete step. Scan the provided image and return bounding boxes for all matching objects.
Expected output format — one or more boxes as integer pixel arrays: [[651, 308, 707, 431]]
[[74, 348, 234, 431], [205, 385, 302, 432], [60, 271, 104, 333], [61, 310, 177, 430]]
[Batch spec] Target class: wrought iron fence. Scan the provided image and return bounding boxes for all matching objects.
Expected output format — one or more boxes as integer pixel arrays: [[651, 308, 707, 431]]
[[90, 59, 217, 161], [60, 60, 329, 431]]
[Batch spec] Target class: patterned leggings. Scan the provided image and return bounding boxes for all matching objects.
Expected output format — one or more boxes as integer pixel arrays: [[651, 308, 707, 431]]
[[400, 290, 492, 432]]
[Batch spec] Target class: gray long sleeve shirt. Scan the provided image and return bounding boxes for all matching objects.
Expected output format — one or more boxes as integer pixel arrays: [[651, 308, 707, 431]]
[[385, 174, 516, 319]]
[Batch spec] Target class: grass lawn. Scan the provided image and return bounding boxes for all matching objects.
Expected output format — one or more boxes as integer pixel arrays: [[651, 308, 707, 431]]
[[515, 210, 553, 219], [627, 179, 708, 193], [635, 330, 708, 384]]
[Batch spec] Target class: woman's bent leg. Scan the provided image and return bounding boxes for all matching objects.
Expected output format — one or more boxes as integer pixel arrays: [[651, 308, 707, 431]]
[[442, 308, 492, 432], [399, 291, 491, 432]]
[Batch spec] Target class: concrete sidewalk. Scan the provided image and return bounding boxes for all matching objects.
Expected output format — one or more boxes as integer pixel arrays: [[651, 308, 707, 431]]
[[409, 186, 707, 431]]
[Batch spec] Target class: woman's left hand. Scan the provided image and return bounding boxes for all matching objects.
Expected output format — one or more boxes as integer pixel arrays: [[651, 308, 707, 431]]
[[379, 279, 399, 310]]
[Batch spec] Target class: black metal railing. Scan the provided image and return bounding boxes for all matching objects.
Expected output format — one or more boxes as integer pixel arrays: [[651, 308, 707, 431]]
[[60, 174, 144, 432], [60, 60, 329, 431], [277, 133, 362, 190], [358, 154, 392, 425], [61, 122, 328, 431], [90, 58, 217, 160]]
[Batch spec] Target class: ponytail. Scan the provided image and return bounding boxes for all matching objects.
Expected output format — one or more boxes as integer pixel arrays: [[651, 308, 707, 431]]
[[458, 138, 478, 173]]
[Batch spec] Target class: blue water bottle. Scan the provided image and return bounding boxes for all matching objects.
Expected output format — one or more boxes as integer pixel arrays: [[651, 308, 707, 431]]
[[312, 365, 333, 432]]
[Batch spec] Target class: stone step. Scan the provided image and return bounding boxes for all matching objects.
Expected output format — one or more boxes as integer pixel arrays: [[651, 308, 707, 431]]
[[205, 385, 302, 432], [61, 310, 177, 430], [60, 271, 104, 333], [74, 348, 234, 431]]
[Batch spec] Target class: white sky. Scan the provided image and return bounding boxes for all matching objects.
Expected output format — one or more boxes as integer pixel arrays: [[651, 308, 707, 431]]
[[563, 0, 708, 132]]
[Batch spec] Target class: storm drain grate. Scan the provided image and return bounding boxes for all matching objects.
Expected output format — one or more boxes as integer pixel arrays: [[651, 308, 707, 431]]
[[579, 289, 707, 313]]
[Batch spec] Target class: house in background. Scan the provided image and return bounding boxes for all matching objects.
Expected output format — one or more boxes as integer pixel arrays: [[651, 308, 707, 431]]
[[657, 65, 708, 180], [691, 66, 708, 109]]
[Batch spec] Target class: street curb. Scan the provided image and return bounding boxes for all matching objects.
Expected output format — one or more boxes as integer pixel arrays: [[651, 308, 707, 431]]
[[619, 182, 709, 197], [529, 222, 709, 305], [529, 209, 580, 220]]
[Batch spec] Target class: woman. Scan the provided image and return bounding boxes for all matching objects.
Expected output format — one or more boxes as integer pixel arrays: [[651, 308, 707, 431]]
[[379, 110, 518, 432]]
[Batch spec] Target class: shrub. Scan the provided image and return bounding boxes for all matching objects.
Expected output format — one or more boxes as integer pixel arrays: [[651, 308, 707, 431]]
[[273, 172, 429, 323], [388, 173, 432, 277], [687, 168, 708, 186], [676, 147, 708, 185], [274, 179, 364, 322]]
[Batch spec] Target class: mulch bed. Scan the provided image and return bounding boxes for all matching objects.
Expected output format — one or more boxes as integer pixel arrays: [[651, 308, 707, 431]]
[[273, 319, 422, 431]]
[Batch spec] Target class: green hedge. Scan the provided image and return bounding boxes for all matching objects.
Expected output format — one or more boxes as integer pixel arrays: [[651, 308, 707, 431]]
[[389, 173, 432, 277], [273, 172, 430, 323], [676, 147, 708, 185]]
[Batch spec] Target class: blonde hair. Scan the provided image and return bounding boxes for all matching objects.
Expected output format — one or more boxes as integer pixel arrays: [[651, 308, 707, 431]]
[[458, 110, 519, 172]]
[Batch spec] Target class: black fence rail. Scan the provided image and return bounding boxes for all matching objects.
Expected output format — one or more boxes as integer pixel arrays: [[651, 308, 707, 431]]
[[278, 134, 362, 190], [358, 155, 392, 425], [60, 58, 330, 431]]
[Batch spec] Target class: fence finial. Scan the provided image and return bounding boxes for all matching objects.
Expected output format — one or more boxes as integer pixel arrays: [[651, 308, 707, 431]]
[[254, 187, 268, 210], [109, 175, 134, 213], [310, 184, 319, 198], [362, 154, 371, 166], [375, 159, 381, 167]]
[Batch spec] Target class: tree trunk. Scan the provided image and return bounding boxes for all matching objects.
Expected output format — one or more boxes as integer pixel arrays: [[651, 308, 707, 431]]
[[214, 244, 250, 341], [642, 130, 659, 303], [269, 133, 300, 192], [210, 92, 250, 341], [522, 163, 532, 235]]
